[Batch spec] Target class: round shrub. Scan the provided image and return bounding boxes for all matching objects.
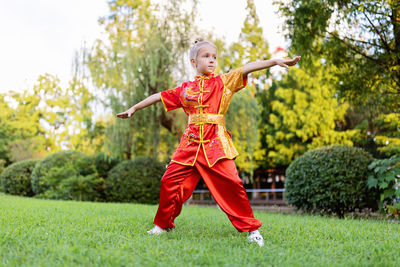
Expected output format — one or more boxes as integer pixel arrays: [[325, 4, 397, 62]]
[[0, 159, 6, 192], [0, 159, 38, 196], [285, 145, 378, 217], [94, 154, 121, 178], [58, 173, 105, 201], [31, 151, 98, 200], [105, 157, 165, 204]]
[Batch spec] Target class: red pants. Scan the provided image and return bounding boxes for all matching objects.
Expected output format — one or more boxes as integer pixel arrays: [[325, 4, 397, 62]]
[[153, 148, 262, 232]]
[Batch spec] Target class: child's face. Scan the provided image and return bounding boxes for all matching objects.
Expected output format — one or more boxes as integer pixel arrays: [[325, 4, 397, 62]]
[[191, 44, 217, 75]]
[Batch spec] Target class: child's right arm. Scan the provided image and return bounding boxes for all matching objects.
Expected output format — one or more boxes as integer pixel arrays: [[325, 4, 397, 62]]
[[116, 92, 161, 119]]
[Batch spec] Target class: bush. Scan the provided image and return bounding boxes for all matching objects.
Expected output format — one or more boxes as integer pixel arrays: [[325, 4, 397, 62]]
[[105, 157, 165, 204], [367, 155, 400, 218], [0, 159, 38, 196], [285, 145, 378, 217], [94, 154, 121, 178], [0, 159, 6, 191], [58, 173, 105, 201], [31, 151, 100, 200]]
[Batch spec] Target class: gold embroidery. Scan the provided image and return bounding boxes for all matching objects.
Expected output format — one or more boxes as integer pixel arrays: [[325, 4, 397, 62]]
[[185, 87, 198, 97]]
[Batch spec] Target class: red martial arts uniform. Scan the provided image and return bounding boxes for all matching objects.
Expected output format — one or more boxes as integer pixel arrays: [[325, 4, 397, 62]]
[[154, 67, 262, 232]]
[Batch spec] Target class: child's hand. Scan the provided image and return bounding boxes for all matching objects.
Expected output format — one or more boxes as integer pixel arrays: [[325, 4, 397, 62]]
[[116, 107, 136, 119], [275, 56, 301, 69]]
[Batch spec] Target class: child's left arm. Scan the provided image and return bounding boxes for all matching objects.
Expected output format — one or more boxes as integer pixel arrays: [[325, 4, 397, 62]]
[[242, 56, 301, 76]]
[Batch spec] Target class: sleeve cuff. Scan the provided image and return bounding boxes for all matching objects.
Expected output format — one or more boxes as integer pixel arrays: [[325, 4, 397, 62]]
[[242, 68, 248, 88], [160, 93, 169, 112]]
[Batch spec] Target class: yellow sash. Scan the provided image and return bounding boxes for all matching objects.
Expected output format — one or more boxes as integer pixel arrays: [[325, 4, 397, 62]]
[[188, 114, 225, 125]]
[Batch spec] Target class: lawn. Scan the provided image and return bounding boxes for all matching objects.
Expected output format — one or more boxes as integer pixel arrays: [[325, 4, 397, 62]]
[[1, 193, 399, 266]]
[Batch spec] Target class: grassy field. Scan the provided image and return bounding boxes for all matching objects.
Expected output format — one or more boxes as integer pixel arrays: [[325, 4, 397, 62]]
[[1, 193, 400, 267]]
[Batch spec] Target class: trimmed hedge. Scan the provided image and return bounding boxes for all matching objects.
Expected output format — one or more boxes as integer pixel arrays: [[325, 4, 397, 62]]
[[105, 157, 165, 204], [31, 151, 100, 200], [285, 145, 378, 217], [0, 159, 38, 196]]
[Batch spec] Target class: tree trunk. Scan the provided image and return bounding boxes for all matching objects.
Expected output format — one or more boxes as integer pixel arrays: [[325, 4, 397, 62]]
[[160, 112, 183, 137], [391, 3, 400, 90]]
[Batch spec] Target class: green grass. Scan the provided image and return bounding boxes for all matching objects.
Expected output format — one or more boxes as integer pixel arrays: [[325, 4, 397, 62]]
[[1, 193, 399, 267]]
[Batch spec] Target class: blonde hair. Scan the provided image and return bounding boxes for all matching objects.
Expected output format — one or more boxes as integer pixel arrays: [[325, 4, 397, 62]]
[[189, 37, 217, 60]]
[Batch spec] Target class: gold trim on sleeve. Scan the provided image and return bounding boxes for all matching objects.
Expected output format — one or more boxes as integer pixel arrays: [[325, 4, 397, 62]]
[[160, 93, 168, 112]]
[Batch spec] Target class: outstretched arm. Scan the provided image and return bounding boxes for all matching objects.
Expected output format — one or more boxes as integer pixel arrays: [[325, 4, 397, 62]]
[[242, 56, 301, 76], [116, 92, 161, 119]]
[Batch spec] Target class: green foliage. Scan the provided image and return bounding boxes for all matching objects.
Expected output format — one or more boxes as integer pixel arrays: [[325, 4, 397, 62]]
[[275, 0, 400, 169], [0, 159, 38, 196], [0, 158, 5, 175], [31, 74, 72, 150], [260, 58, 357, 167], [276, 0, 400, 111], [0, 94, 16, 163], [64, 48, 99, 155], [372, 113, 400, 157], [105, 157, 165, 204], [367, 155, 400, 218], [94, 153, 121, 178], [0, 70, 97, 163], [348, 110, 400, 158], [0, 93, 49, 163], [31, 151, 99, 200], [57, 174, 104, 202], [285, 145, 377, 217]]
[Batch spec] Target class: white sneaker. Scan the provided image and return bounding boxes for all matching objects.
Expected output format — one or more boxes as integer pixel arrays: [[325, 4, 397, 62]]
[[248, 230, 264, 247], [147, 225, 166, 235]]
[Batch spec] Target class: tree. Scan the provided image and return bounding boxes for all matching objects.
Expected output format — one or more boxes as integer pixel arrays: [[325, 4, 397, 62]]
[[275, 0, 400, 111], [361, 112, 400, 157], [87, 0, 196, 159], [66, 48, 102, 155], [0, 94, 16, 163], [30, 74, 72, 150], [0, 90, 50, 163], [260, 58, 358, 167], [1, 66, 98, 163]]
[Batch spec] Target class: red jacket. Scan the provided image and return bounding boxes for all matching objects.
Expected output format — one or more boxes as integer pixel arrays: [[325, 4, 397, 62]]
[[160, 68, 247, 167]]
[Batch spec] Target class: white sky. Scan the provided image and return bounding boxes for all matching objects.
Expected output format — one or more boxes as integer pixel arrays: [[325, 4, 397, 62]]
[[0, 0, 286, 93]]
